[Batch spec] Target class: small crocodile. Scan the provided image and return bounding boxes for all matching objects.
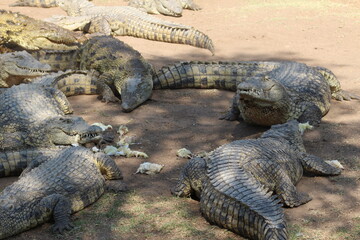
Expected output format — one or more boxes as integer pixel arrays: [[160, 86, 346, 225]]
[[0, 51, 51, 88], [0, 146, 125, 239], [0, 10, 85, 51], [127, 0, 201, 16], [0, 83, 102, 150], [31, 36, 155, 112], [50, 0, 214, 54], [153, 61, 359, 126], [172, 120, 341, 240]]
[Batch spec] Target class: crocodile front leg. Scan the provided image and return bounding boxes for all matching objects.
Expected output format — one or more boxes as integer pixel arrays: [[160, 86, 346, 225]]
[[219, 92, 241, 121], [301, 154, 342, 176]]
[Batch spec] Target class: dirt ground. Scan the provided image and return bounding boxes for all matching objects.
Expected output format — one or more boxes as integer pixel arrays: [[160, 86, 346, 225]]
[[1, 0, 360, 239]]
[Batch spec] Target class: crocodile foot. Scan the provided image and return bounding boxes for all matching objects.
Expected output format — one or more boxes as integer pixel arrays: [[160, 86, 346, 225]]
[[52, 221, 74, 234], [332, 90, 360, 101]]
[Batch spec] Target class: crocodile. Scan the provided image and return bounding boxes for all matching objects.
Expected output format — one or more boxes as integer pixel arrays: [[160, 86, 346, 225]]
[[0, 10, 85, 51], [0, 51, 52, 88], [50, 0, 214, 54], [9, 0, 92, 7], [172, 120, 341, 240], [31, 35, 155, 112], [0, 146, 126, 239], [0, 83, 102, 150], [153, 61, 359, 126], [127, 0, 201, 16]]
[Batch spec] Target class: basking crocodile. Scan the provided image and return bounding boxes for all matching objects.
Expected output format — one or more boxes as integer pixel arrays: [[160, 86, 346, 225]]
[[9, 0, 92, 7], [172, 120, 341, 240], [0, 146, 125, 239], [0, 10, 85, 51], [0, 51, 51, 88], [49, 0, 214, 54], [127, 0, 201, 16], [153, 61, 359, 126], [0, 83, 102, 150], [31, 36, 155, 112]]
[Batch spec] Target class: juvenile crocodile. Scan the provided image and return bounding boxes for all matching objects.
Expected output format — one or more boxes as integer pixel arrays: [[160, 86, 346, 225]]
[[153, 61, 359, 126], [172, 120, 341, 240], [127, 0, 201, 16], [0, 10, 85, 51], [0, 51, 51, 88], [0, 146, 125, 239], [32, 36, 155, 112], [50, 0, 214, 54], [0, 83, 102, 150]]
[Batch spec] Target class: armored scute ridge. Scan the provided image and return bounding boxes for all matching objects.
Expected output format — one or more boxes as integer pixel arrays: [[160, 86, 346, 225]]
[[0, 146, 125, 239], [172, 120, 342, 240], [32, 36, 155, 112], [128, 0, 201, 16], [52, 0, 214, 54], [153, 61, 359, 126]]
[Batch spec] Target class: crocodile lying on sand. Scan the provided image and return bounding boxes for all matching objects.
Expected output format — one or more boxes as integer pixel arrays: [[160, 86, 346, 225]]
[[0, 10, 84, 51], [0, 51, 51, 88], [32, 35, 154, 112], [0, 146, 126, 239], [127, 0, 201, 16], [0, 83, 102, 150], [153, 61, 359, 126], [172, 120, 341, 240], [46, 0, 214, 54], [9, 0, 92, 7]]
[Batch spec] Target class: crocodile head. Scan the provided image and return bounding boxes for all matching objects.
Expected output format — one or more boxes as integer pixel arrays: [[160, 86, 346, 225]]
[[261, 120, 308, 153], [43, 116, 103, 145], [236, 75, 292, 126], [154, 0, 183, 16], [0, 51, 52, 87], [0, 10, 80, 50]]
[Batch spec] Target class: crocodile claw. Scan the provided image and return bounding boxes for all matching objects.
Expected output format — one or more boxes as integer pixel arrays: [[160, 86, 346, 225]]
[[52, 221, 74, 234], [332, 90, 360, 101]]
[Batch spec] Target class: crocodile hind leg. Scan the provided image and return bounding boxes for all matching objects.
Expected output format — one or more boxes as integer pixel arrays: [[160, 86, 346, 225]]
[[301, 154, 342, 176]]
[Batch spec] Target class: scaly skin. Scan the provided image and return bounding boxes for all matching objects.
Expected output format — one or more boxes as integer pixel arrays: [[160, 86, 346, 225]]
[[32, 36, 155, 112], [9, 0, 92, 7], [54, 0, 214, 54], [0, 146, 125, 239], [128, 0, 201, 16], [0, 10, 84, 51], [172, 120, 341, 240], [0, 51, 52, 88], [153, 61, 359, 126], [0, 84, 102, 150]]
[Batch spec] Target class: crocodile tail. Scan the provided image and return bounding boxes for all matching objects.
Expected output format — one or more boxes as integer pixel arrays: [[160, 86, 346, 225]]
[[10, 0, 58, 8], [122, 9, 214, 54], [264, 227, 288, 240], [153, 61, 241, 90]]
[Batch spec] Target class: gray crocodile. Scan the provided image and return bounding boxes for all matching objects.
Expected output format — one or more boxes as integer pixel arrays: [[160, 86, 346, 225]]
[[49, 0, 214, 54], [153, 61, 359, 126], [127, 0, 201, 16], [0, 146, 125, 239], [0, 83, 102, 150], [172, 120, 341, 240], [31, 35, 154, 112], [0, 10, 85, 51], [9, 0, 92, 7], [0, 51, 52, 88]]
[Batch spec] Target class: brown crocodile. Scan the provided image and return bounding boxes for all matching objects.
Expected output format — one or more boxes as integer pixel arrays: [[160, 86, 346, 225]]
[[48, 0, 214, 54], [9, 0, 92, 7], [0, 10, 85, 51], [31, 35, 155, 112], [127, 0, 201, 16], [0, 146, 126, 239], [0, 51, 51, 88], [153, 61, 359, 126], [172, 120, 341, 240]]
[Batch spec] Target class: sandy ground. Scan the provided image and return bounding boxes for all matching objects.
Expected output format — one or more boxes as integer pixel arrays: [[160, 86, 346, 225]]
[[0, 0, 360, 239]]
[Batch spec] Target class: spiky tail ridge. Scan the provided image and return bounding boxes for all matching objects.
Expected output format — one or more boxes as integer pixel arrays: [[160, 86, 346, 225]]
[[153, 61, 276, 90]]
